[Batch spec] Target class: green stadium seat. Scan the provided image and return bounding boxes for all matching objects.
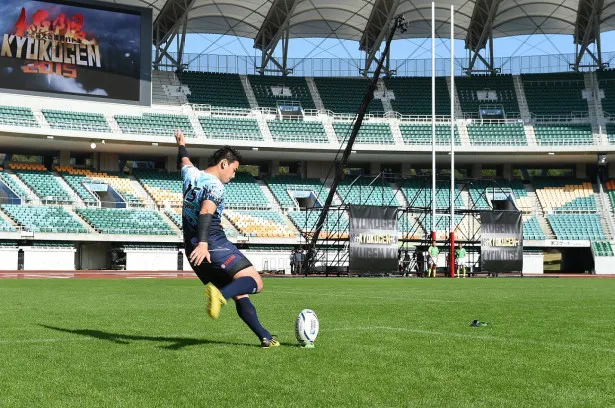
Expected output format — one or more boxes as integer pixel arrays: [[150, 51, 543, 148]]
[[200, 116, 263, 141], [333, 122, 394, 144], [1, 204, 86, 233], [76, 208, 176, 235], [383, 77, 450, 115], [42, 109, 110, 132], [267, 120, 328, 143], [455, 75, 520, 117], [399, 123, 460, 145], [115, 113, 195, 137], [314, 77, 384, 114], [248, 75, 315, 110], [0, 105, 39, 127], [176, 71, 250, 108], [467, 123, 527, 146], [522, 73, 588, 116]]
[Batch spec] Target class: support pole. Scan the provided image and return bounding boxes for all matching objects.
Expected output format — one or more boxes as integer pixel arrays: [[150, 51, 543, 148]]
[[431, 1, 436, 241], [450, 5, 456, 278]]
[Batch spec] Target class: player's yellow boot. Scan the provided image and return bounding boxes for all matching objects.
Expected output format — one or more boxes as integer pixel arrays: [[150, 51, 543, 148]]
[[205, 283, 227, 319], [260, 336, 280, 348]]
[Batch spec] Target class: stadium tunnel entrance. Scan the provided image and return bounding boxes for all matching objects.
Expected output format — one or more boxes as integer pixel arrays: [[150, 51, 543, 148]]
[[544, 248, 594, 273]]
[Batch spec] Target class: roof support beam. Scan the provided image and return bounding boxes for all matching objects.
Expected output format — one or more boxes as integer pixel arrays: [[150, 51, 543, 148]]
[[153, 0, 196, 71], [463, 0, 500, 75], [571, 0, 606, 71], [359, 0, 400, 77], [254, 0, 298, 76]]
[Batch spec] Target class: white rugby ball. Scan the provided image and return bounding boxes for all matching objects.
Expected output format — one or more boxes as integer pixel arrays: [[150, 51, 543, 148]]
[[295, 309, 319, 345]]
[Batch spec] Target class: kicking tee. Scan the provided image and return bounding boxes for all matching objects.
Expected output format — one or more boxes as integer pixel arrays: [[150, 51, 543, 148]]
[[181, 165, 227, 249]]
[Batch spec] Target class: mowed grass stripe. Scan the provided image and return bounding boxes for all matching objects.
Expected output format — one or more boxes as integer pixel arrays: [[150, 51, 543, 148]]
[[0, 278, 614, 407]]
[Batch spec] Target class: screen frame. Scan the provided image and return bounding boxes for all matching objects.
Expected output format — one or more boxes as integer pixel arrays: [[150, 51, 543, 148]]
[[0, 0, 152, 106]]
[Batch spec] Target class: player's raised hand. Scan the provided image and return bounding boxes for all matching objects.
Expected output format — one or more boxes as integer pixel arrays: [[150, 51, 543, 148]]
[[190, 242, 211, 266], [175, 129, 185, 146]]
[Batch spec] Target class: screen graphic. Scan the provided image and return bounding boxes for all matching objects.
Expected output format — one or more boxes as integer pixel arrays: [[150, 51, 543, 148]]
[[0, 0, 143, 101]]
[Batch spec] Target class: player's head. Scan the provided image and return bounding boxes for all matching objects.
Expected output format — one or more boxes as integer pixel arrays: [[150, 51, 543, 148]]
[[459, 242, 463, 248], [431, 240, 436, 246], [207, 145, 242, 184]]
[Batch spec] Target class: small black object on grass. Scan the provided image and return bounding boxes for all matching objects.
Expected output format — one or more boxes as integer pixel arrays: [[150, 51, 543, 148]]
[[470, 320, 489, 327]]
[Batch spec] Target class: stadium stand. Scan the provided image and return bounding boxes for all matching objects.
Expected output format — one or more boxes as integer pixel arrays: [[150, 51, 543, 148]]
[[134, 170, 182, 208], [199, 116, 263, 141], [534, 178, 596, 212], [265, 175, 328, 208], [466, 122, 527, 145], [596, 70, 615, 117], [521, 73, 588, 116], [455, 74, 520, 117], [401, 180, 464, 209], [606, 179, 615, 211], [332, 122, 394, 144], [399, 123, 460, 145], [0, 215, 16, 232], [383, 77, 450, 115], [57, 166, 145, 207], [267, 120, 328, 143], [605, 124, 615, 144], [0, 171, 32, 203], [114, 113, 195, 137], [225, 209, 295, 238], [248, 75, 316, 110], [533, 124, 594, 145], [592, 241, 614, 256], [76, 208, 176, 235], [288, 210, 349, 239], [42, 109, 110, 132], [314, 77, 384, 113], [546, 214, 606, 240], [9, 163, 73, 203], [0, 105, 39, 127], [1, 204, 87, 233], [337, 176, 399, 206], [223, 173, 270, 208], [523, 216, 547, 240], [176, 71, 251, 108]]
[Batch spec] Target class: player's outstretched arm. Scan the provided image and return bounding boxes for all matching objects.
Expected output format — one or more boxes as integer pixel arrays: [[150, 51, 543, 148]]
[[175, 129, 193, 168]]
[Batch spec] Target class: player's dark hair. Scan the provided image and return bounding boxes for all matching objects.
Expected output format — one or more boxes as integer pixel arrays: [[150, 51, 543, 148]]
[[207, 145, 242, 167]]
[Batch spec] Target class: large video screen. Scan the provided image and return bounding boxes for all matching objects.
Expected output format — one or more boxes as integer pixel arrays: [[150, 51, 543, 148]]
[[0, 0, 151, 103]]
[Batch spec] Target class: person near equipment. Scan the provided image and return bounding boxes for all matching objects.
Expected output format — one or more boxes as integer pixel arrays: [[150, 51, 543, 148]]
[[428, 240, 439, 278], [455, 242, 468, 278]]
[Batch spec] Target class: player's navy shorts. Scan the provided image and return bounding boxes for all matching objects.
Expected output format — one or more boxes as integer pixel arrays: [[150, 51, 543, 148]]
[[186, 238, 253, 288]]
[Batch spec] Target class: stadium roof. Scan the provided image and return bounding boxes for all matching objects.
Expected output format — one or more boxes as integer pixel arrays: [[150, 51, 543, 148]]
[[108, 0, 615, 46]]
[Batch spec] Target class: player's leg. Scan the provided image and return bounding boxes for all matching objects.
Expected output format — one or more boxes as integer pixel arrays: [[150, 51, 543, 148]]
[[233, 294, 279, 347]]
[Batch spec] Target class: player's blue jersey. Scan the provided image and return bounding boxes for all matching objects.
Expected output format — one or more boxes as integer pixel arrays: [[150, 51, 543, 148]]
[[181, 165, 227, 248]]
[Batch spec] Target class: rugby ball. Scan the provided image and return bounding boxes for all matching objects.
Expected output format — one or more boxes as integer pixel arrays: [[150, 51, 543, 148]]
[[295, 309, 319, 345]]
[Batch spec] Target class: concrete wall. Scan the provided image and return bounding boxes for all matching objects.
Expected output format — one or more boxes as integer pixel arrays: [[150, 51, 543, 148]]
[[0, 248, 18, 270], [125, 250, 178, 271], [22, 248, 76, 270]]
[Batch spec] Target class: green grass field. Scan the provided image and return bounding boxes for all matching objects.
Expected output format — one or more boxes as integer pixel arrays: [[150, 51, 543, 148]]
[[1, 278, 614, 407]]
